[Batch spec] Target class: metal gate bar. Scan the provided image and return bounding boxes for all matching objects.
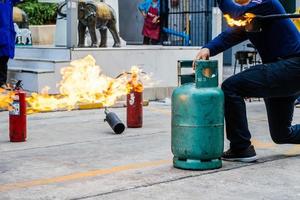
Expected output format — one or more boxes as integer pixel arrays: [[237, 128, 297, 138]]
[[161, 0, 217, 46]]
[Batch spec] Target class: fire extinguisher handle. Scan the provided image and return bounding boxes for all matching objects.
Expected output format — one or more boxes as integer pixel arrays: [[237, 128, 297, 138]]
[[11, 80, 24, 90]]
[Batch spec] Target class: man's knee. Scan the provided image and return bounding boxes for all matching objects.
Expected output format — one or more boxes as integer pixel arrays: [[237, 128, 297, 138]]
[[221, 76, 239, 94]]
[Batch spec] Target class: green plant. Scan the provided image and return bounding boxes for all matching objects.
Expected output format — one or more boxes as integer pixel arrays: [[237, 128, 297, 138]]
[[17, 0, 58, 25]]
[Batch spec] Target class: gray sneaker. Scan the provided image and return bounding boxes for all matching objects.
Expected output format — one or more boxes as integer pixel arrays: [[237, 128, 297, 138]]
[[295, 98, 300, 107]]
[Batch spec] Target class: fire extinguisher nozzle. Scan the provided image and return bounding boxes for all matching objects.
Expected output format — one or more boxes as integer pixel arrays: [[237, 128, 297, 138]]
[[113, 123, 126, 134], [104, 110, 125, 134]]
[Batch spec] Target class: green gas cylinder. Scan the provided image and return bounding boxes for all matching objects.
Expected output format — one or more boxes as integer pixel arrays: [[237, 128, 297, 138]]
[[171, 60, 224, 170]]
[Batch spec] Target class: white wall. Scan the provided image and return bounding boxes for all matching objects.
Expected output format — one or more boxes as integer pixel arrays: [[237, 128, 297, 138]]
[[71, 46, 223, 88]]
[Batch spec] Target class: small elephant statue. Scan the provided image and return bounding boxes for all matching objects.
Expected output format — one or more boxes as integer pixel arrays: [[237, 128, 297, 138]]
[[57, 0, 121, 48], [14, 23, 32, 45], [13, 7, 29, 29]]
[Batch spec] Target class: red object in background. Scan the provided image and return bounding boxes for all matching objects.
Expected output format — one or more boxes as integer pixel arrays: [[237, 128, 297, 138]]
[[9, 90, 27, 142], [127, 91, 143, 128], [142, 6, 160, 40]]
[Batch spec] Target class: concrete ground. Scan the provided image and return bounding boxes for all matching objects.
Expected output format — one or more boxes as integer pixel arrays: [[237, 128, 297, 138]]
[[1, 99, 300, 200], [0, 62, 299, 200]]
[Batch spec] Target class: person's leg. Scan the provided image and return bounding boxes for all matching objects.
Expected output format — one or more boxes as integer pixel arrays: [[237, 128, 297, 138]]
[[143, 36, 150, 45], [0, 56, 9, 86], [265, 96, 300, 144], [222, 57, 300, 150], [222, 73, 252, 150], [150, 39, 160, 45]]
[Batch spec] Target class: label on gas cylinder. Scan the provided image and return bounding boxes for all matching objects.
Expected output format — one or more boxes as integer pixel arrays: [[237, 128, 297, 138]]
[[9, 101, 20, 115], [197, 77, 207, 82], [129, 93, 135, 105]]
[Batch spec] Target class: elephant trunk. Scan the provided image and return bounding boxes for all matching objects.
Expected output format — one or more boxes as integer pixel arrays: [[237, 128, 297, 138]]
[[57, 1, 67, 18]]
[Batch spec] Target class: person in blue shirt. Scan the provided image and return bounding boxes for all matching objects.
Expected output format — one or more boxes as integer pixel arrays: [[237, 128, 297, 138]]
[[138, 0, 161, 45], [0, 0, 20, 88], [194, 0, 300, 162]]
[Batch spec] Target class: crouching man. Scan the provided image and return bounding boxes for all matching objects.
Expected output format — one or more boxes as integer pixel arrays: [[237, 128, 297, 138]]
[[194, 0, 300, 162]]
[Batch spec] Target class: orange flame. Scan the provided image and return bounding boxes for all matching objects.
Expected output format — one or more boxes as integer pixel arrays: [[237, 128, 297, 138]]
[[126, 66, 144, 93], [224, 13, 256, 27], [0, 88, 15, 110], [26, 55, 148, 113]]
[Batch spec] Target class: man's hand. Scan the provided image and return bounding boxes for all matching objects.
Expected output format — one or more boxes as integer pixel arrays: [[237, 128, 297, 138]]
[[193, 48, 210, 70]]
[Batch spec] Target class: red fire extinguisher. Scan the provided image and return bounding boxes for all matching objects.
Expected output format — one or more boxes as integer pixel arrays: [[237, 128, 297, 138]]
[[9, 81, 27, 142], [127, 90, 143, 128]]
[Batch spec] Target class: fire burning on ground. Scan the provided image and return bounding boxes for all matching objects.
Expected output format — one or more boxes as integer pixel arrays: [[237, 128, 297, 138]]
[[25, 55, 148, 113], [0, 88, 14, 110], [224, 13, 256, 27], [0, 56, 150, 113]]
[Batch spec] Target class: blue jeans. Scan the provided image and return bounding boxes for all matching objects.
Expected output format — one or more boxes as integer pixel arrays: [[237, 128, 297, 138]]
[[222, 57, 300, 150]]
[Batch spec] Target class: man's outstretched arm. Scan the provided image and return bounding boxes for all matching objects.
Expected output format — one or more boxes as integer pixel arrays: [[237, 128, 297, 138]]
[[195, 0, 274, 61], [193, 27, 247, 67], [200, 27, 247, 59]]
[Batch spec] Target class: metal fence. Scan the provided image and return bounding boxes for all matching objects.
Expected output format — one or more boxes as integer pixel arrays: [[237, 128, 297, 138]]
[[161, 0, 217, 46]]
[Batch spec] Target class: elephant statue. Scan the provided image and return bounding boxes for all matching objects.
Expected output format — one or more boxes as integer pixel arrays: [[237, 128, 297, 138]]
[[13, 7, 29, 29], [13, 7, 32, 45], [57, 0, 121, 48], [14, 23, 32, 45]]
